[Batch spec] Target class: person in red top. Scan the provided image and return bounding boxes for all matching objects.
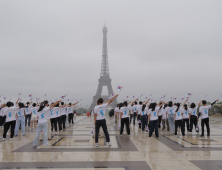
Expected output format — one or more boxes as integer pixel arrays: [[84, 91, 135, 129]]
[[87, 111, 90, 118]]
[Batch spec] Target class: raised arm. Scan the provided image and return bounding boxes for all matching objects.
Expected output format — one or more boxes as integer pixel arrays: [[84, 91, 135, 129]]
[[211, 99, 219, 106], [15, 98, 20, 105], [50, 100, 62, 108], [0, 104, 6, 108], [157, 101, 162, 105], [145, 98, 150, 105], [27, 101, 33, 107], [128, 101, 132, 105], [108, 95, 118, 106], [158, 101, 164, 108], [72, 102, 79, 106], [183, 99, 188, 107], [131, 99, 138, 106], [198, 100, 202, 107]]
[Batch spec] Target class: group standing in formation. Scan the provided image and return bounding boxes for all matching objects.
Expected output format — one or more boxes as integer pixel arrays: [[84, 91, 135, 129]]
[[92, 95, 219, 147], [0, 98, 79, 147], [0, 95, 219, 148]]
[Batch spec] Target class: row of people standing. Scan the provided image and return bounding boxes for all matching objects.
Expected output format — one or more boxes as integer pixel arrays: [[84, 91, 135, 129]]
[[114, 98, 219, 138], [160, 99, 219, 137], [0, 98, 78, 143]]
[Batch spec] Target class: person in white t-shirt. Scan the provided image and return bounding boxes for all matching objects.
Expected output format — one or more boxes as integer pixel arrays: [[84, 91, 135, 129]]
[[0, 106, 7, 128], [148, 101, 164, 137], [50, 102, 66, 135], [114, 104, 119, 125], [15, 102, 26, 136], [181, 103, 190, 133], [30, 103, 39, 131], [158, 102, 164, 129], [0, 106, 4, 127], [173, 103, 185, 136], [68, 102, 79, 126], [94, 95, 118, 147], [117, 103, 123, 129], [166, 101, 177, 133], [129, 104, 134, 124], [198, 99, 219, 137], [140, 99, 150, 131], [120, 99, 138, 136], [25, 102, 33, 127], [132, 102, 138, 126], [33, 100, 61, 147], [2, 98, 20, 140], [161, 104, 167, 130], [141, 104, 148, 131], [59, 102, 67, 130], [188, 100, 202, 133], [136, 101, 144, 128]]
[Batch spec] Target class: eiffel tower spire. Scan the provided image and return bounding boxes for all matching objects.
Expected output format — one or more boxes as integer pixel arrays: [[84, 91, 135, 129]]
[[88, 25, 117, 111], [100, 26, 109, 77]]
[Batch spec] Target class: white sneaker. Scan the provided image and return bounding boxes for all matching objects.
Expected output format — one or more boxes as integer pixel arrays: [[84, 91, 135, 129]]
[[10, 138, 13, 141], [95, 143, 99, 147], [44, 144, 50, 147], [3, 138, 5, 141], [108, 142, 112, 146]]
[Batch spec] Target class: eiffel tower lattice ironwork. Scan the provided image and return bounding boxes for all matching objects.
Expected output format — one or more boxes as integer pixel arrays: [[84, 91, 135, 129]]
[[88, 26, 117, 111]]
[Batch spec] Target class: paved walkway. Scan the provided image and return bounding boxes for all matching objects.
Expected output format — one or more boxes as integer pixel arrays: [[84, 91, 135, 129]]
[[1, 115, 222, 170]]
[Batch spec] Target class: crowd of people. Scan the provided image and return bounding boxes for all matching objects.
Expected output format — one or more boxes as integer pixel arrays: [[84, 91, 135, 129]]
[[92, 96, 219, 147], [0, 98, 79, 147], [114, 98, 219, 137], [0, 95, 219, 148]]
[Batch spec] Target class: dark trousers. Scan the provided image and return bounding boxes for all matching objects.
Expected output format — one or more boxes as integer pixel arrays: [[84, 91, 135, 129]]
[[190, 115, 197, 132], [3, 120, 16, 138], [57, 116, 62, 131], [25, 114, 32, 126], [166, 119, 169, 131], [149, 119, 159, 137], [61, 115, 66, 129], [120, 117, 130, 135], [182, 118, 190, 132], [68, 113, 74, 124], [0, 116, 3, 126], [130, 114, 133, 124], [175, 119, 184, 136], [138, 114, 141, 128], [158, 116, 162, 128], [162, 119, 166, 130], [133, 112, 137, 125], [141, 115, 148, 131], [50, 119, 53, 130], [95, 119, 110, 143], [51, 118, 58, 132], [201, 117, 210, 136]]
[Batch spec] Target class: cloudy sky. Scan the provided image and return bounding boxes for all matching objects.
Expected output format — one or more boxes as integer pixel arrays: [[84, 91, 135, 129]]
[[0, 0, 222, 107]]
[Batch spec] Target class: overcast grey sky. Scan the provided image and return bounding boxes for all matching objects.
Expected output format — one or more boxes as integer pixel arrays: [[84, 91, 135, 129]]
[[0, 0, 222, 107]]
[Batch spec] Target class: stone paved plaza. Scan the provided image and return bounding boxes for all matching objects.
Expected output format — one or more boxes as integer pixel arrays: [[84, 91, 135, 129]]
[[1, 115, 222, 170]]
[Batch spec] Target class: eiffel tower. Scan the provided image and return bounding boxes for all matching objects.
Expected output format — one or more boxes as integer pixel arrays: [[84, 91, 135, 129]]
[[88, 25, 118, 112]]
